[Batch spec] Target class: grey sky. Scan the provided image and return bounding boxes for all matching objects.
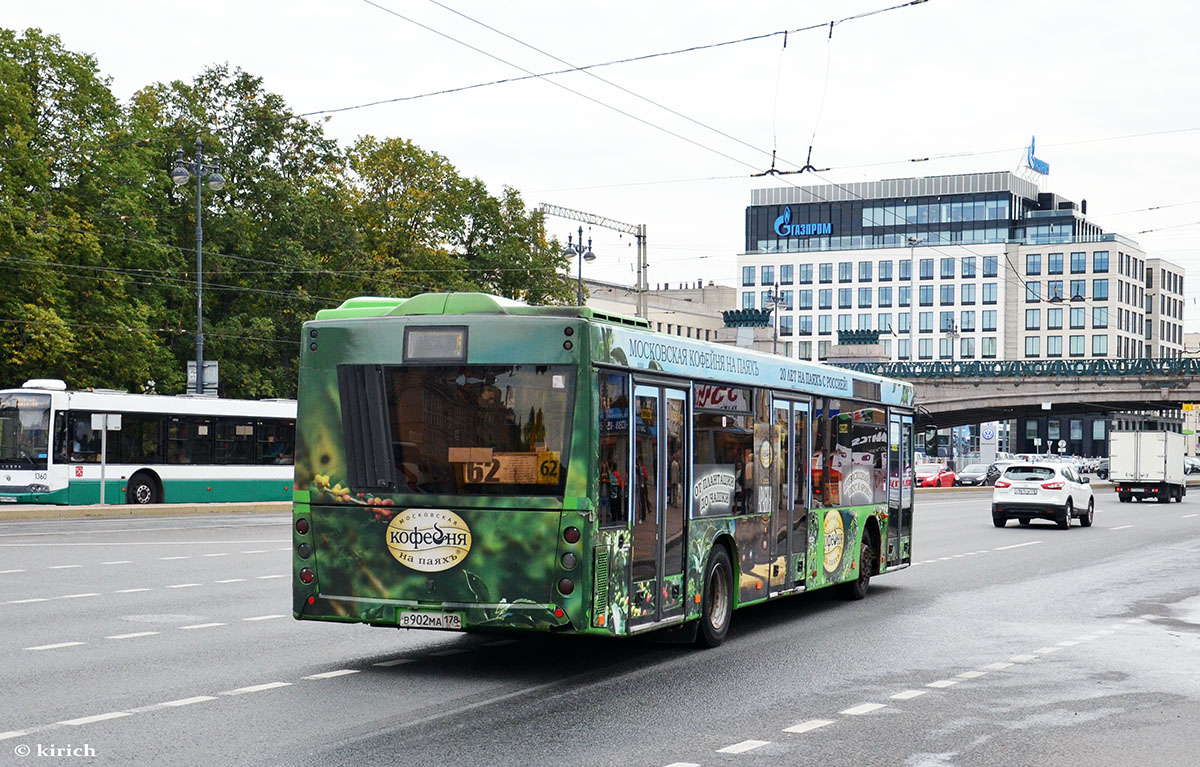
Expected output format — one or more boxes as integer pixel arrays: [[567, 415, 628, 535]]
[[5, 0, 1199, 325]]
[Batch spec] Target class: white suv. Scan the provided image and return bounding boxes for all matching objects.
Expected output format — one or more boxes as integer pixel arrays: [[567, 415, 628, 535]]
[[991, 463, 1094, 529]]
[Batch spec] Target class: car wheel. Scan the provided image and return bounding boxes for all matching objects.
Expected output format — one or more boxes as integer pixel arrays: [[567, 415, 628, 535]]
[[1018, 518, 1031, 527], [992, 513, 1006, 528], [1119, 494, 1131, 503], [1080, 499, 1094, 527], [1057, 499, 1072, 529]]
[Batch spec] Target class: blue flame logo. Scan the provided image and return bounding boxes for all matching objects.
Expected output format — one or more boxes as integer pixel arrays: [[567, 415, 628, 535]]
[[773, 206, 831, 238], [773, 206, 792, 237], [1026, 135, 1049, 175]]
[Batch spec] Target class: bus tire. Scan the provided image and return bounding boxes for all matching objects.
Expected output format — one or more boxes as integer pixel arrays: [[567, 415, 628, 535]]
[[697, 546, 733, 648], [841, 537, 873, 601], [127, 472, 160, 505]]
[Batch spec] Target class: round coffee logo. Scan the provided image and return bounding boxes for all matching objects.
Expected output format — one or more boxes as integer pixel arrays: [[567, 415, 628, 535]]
[[822, 511, 845, 574], [385, 509, 472, 572], [758, 439, 773, 470]]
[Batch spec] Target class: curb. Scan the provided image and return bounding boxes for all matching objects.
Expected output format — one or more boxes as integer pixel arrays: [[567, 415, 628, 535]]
[[0, 501, 290, 522]]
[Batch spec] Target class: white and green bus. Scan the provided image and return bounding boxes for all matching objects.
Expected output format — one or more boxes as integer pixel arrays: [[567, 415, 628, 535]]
[[0, 379, 295, 505]]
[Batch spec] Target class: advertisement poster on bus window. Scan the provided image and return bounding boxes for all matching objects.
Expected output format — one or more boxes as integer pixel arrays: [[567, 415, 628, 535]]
[[693, 464, 736, 517]]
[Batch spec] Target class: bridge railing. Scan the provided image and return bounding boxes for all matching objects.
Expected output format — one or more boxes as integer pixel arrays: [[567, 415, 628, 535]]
[[832, 358, 1200, 378]]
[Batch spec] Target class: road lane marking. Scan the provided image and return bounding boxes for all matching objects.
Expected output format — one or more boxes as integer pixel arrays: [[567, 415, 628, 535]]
[[0, 731, 29, 741], [215, 579, 246, 583], [221, 682, 292, 695], [0, 569, 26, 574], [1109, 525, 1134, 530], [242, 550, 269, 554], [160, 696, 217, 707], [981, 662, 1014, 670], [303, 670, 360, 680], [994, 541, 1043, 551], [115, 588, 152, 593], [1034, 647, 1061, 654], [1010, 654, 1038, 662], [957, 671, 988, 679], [374, 658, 413, 667], [889, 690, 929, 700], [717, 740, 770, 754], [926, 680, 959, 688], [106, 632, 159, 640], [159, 556, 189, 560], [256, 574, 287, 579], [101, 560, 132, 565], [166, 583, 201, 589], [7, 598, 49, 604], [56, 593, 100, 600], [1184, 514, 1198, 519], [431, 649, 468, 657], [663, 763, 700, 767], [203, 553, 229, 557], [59, 712, 132, 726], [179, 623, 226, 630], [1075, 635, 1099, 641], [26, 642, 86, 651], [1055, 641, 1078, 647], [243, 615, 286, 621], [840, 703, 887, 715], [47, 565, 82, 569], [784, 719, 835, 733]]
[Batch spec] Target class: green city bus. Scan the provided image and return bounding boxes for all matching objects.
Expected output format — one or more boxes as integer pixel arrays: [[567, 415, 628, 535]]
[[292, 292, 915, 646]]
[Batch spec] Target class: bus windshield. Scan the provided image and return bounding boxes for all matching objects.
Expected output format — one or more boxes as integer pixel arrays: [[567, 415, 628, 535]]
[[0, 393, 51, 470], [383, 364, 574, 496]]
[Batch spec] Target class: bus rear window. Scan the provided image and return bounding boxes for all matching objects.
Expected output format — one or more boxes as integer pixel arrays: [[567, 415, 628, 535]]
[[339, 365, 574, 497]]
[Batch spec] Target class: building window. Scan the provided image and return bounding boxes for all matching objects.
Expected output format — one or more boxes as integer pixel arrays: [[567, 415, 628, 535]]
[[960, 337, 975, 359], [940, 284, 955, 305], [1025, 336, 1041, 357], [1093, 420, 1106, 440], [799, 289, 813, 310], [1070, 335, 1085, 356], [1092, 307, 1109, 328], [858, 288, 872, 308], [1070, 307, 1086, 329], [838, 314, 852, 331], [1025, 309, 1040, 330], [857, 313, 872, 331], [780, 289, 793, 309], [960, 310, 976, 332], [1070, 279, 1086, 300], [878, 313, 892, 332], [919, 312, 933, 333], [919, 258, 934, 280], [780, 315, 793, 336], [899, 259, 911, 281], [761, 265, 774, 285], [1047, 335, 1063, 357], [982, 337, 997, 358], [741, 292, 754, 309], [939, 312, 955, 332], [1026, 253, 1042, 276], [919, 338, 932, 360], [898, 313, 911, 333], [798, 316, 812, 335], [899, 285, 911, 308], [799, 264, 813, 284], [838, 288, 852, 309], [798, 340, 812, 359], [1071, 252, 1087, 273], [879, 260, 893, 281], [1048, 252, 1063, 275], [839, 262, 853, 282], [939, 338, 954, 359], [961, 257, 976, 279], [919, 285, 934, 306], [983, 256, 998, 278], [761, 290, 774, 308], [780, 264, 794, 285], [818, 341, 829, 360], [742, 266, 755, 287], [1092, 334, 1108, 356], [878, 286, 893, 307], [1046, 280, 1063, 301], [941, 258, 955, 279], [819, 315, 831, 335], [1094, 251, 1109, 273], [898, 338, 911, 360], [819, 289, 832, 310], [983, 283, 997, 304], [1026, 282, 1041, 303], [1025, 420, 1039, 440], [1049, 421, 1060, 441], [819, 263, 832, 283], [1047, 308, 1063, 330], [1093, 279, 1108, 300], [982, 310, 997, 332], [859, 262, 873, 282]]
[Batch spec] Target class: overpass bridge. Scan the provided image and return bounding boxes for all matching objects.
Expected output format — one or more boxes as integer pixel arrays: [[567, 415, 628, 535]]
[[834, 359, 1200, 428]]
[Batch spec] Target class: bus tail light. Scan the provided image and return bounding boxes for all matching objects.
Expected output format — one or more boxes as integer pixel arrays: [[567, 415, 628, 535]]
[[557, 578, 575, 595], [563, 526, 580, 544], [299, 568, 315, 584], [295, 518, 310, 535]]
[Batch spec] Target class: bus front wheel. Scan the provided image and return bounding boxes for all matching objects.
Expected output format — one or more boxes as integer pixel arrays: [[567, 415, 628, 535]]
[[697, 546, 733, 648], [127, 472, 160, 505]]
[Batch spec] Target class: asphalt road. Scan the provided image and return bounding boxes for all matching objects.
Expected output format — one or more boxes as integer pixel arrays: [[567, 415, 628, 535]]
[[1, 491, 1198, 767]]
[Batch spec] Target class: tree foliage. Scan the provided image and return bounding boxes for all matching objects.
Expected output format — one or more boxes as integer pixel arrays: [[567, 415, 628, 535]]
[[0, 28, 574, 398]]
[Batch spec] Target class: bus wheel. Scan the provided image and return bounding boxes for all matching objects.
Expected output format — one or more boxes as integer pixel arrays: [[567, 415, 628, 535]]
[[841, 538, 873, 601], [697, 547, 733, 648], [127, 473, 159, 505]]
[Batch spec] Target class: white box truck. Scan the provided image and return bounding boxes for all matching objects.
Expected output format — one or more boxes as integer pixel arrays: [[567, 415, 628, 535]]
[[1110, 431, 1186, 503]]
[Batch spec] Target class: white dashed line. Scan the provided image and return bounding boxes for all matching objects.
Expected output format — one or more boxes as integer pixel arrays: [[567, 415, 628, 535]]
[[179, 623, 226, 630], [374, 658, 413, 667], [277, 547, 291, 551], [1034, 646, 1061, 654], [840, 703, 887, 715], [115, 588, 152, 593], [106, 632, 159, 640], [221, 682, 292, 695], [926, 680, 959, 688], [256, 574, 286, 580], [26, 642, 85, 651], [215, 579, 246, 583], [203, 553, 229, 557], [48, 565, 82, 570], [663, 763, 700, 767], [0, 569, 26, 574], [57, 593, 100, 600], [1056, 640, 1079, 647], [890, 690, 929, 700], [242, 615, 286, 622], [303, 670, 360, 680], [717, 740, 770, 754], [7, 598, 49, 604], [957, 671, 988, 679], [1010, 654, 1038, 662], [994, 541, 1043, 551], [981, 662, 1014, 670], [159, 556, 189, 560], [101, 561, 132, 565], [1075, 635, 1099, 642], [160, 696, 217, 707], [242, 550, 269, 554], [430, 649, 468, 657], [1183, 514, 1198, 519], [166, 583, 201, 589], [0, 731, 29, 741], [59, 712, 131, 726], [784, 719, 836, 733], [1109, 525, 1134, 530]]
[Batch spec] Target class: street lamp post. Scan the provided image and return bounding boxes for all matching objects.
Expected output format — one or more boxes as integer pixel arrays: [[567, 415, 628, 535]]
[[170, 138, 225, 395], [765, 284, 783, 355], [563, 226, 596, 305]]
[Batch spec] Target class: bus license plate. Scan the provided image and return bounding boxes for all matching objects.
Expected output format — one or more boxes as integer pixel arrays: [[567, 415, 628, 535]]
[[397, 610, 462, 630], [1015, 488, 1037, 495]]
